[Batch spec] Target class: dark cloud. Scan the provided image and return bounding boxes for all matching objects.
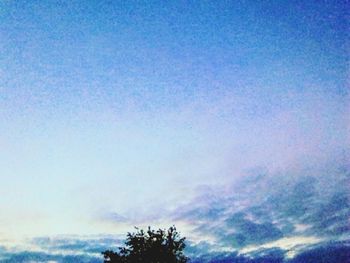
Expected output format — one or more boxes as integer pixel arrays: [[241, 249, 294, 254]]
[[2, 242, 349, 263], [224, 213, 283, 246], [0, 236, 124, 263], [190, 242, 350, 263], [190, 250, 285, 263], [174, 161, 350, 258], [288, 241, 350, 263], [307, 191, 350, 236], [31, 236, 122, 254], [0, 162, 348, 262], [1, 251, 101, 263]]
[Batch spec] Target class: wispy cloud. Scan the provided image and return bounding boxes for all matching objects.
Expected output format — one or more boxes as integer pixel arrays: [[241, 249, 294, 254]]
[[167, 159, 350, 258]]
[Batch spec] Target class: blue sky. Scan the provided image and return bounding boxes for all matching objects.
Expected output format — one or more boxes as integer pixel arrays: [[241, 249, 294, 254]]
[[0, 0, 349, 262]]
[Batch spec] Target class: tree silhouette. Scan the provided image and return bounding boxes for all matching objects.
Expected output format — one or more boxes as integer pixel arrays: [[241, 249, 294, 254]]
[[102, 226, 189, 263]]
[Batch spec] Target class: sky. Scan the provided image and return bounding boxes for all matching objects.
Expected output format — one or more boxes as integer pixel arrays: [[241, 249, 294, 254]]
[[0, 0, 349, 262]]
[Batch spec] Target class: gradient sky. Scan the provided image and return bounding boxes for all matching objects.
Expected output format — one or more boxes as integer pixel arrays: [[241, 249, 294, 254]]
[[0, 0, 349, 262]]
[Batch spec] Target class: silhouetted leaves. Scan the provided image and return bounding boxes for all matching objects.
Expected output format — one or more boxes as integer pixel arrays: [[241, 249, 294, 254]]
[[102, 226, 188, 263]]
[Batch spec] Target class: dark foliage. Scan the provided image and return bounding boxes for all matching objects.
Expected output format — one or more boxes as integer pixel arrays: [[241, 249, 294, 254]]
[[102, 226, 188, 263]]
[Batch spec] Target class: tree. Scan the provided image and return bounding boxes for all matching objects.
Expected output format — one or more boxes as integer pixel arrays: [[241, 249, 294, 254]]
[[102, 226, 189, 263]]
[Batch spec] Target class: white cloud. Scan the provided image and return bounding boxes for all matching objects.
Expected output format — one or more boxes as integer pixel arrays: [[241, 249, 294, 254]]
[[240, 235, 324, 257]]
